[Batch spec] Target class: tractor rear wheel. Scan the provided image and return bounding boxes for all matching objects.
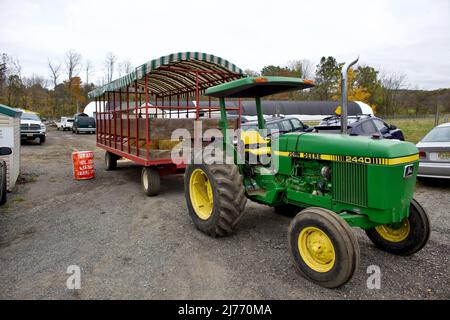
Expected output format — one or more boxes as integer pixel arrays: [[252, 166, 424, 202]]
[[288, 207, 360, 288], [365, 199, 430, 256], [184, 163, 247, 237]]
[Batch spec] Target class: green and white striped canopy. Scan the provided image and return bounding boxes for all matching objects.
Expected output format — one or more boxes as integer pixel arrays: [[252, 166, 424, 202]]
[[88, 52, 244, 99]]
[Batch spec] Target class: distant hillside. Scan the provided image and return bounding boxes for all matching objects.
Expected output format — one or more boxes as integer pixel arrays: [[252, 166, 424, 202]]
[[389, 88, 450, 116]]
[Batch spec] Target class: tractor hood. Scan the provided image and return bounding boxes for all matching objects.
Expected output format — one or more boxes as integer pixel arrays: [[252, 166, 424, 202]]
[[276, 133, 418, 159]]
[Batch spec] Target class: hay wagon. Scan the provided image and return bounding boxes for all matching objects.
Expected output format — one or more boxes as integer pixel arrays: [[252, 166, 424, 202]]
[[88, 52, 244, 195]]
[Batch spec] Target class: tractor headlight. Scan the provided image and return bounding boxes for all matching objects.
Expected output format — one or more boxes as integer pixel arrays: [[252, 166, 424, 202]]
[[321, 166, 331, 180]]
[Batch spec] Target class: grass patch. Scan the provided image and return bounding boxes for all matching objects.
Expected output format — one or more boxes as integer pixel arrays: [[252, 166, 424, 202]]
[[387, 119, 435, 144]]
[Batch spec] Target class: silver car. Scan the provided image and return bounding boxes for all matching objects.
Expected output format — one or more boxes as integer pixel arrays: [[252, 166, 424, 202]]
[[416, 122, 450, 179]]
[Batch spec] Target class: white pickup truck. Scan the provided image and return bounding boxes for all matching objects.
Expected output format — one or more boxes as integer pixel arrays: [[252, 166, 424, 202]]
[[56, 117, 74, 131], [20, 111, 46, 144]]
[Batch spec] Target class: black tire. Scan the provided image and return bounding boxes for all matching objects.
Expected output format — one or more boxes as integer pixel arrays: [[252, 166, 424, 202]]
[[0, 162, 7, 205], [274, 203, 302, 217], [184, 162, 247, 237], [288, 207, 360, 288], [365, 199, 430, 256], [57, 127, 60, 131], [141, 167, 160, 196], [40, 136, 46, 144], [105, 151, 118, 171]]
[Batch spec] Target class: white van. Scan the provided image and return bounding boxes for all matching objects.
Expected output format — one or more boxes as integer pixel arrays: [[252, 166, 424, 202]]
[[57, 117, 74, 131]]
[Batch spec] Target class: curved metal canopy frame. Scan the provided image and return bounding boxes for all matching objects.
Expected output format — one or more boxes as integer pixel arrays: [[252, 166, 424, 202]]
[[88, 52, 245, 99]]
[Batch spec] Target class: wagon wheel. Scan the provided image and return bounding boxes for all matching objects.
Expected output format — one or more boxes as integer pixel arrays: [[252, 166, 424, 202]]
[[288, 207, 360, 288], [105, 151, 119, 171], [365, 199, 430, 256], [141, 167, 161, 197]]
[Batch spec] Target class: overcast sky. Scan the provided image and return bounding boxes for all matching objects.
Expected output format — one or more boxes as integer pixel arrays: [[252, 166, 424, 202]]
[[1, 0, 449, 90]]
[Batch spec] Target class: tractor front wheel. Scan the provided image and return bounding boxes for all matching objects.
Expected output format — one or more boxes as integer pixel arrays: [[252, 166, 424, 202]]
[[288, 207, 360, 288], [184, 163, 247, 237], [365, 199, 430, 256]]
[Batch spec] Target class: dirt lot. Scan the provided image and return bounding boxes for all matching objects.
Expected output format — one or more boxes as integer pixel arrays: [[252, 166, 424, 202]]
[[0, 128, 449, 300]]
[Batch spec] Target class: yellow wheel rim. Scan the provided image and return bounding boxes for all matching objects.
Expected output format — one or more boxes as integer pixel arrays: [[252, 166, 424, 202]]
[[189, 169, 214, 220], [298, 227, 336, 273], [375, 218, 410, 243]]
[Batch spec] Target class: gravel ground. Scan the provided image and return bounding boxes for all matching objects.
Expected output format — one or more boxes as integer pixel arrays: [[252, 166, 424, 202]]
[[0, 128, 449, 300]]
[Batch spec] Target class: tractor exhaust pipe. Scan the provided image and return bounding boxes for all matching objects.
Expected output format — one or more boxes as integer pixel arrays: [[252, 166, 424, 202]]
[[341, 57, 359, 135]]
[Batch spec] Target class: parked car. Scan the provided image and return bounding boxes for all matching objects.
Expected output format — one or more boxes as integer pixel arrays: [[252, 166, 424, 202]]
[[0, 147, 12, 205], [57, 117, 74, 131], [239, 116, 313, 145], [315, 115, 405, 140], [19, 110, 46, 144], [73, 113, 96, 134], [416, 122, 450, 179], [242, 116, 312, 135]]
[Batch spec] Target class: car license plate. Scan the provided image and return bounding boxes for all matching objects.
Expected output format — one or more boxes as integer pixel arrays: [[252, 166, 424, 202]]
[[27, 133, 33, 137], [437, 152, 450, 160]]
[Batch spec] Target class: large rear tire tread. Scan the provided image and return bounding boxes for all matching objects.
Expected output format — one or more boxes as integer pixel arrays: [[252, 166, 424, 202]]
[[288, 207, 360, 288], [365, 198, 430, 256], [185, 160, 247, 237]]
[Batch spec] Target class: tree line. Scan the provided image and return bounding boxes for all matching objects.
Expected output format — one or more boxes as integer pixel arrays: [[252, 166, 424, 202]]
[[0, 52, 448, 119], [247, 57, 449, 116], [0, 50, 132, 119]]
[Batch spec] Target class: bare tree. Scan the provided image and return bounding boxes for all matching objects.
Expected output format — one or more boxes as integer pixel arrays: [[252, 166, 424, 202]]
[[104, 52, 117, 83], [48, 59, 61, 89], [118, 59, 133, 77], [84, 60, 94, 85], [380, 70, 406, 115], [288, 59, 314, 79], [64, 50, 82, 113], [64, 49, 82, 81], [299, 59, 314, 80], [48, 59, 62, 117]]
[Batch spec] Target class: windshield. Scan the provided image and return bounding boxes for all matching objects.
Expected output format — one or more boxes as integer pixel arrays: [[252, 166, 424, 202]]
[[421, 126, 450, 142], [21, 112, 41, 121], [77, 117, 96, 126]]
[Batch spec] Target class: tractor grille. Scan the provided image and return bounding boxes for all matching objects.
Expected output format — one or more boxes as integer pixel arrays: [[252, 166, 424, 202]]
[[332, 162, 368, 207]]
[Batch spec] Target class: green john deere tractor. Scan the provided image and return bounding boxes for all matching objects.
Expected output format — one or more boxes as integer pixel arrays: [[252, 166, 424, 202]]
[[184, 59, 430, 288]]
